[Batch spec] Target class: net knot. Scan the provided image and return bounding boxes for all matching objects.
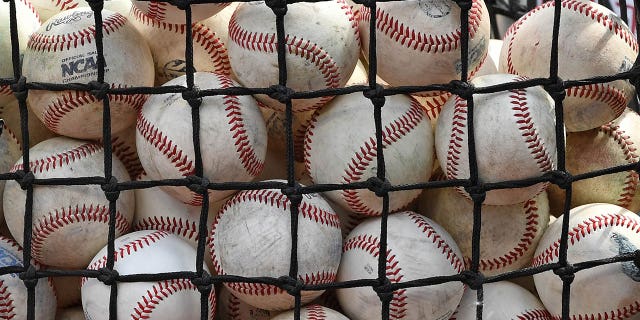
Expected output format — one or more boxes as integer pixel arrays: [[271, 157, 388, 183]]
[[548, 170, 573, 190], [464, 185, 486, 204], [449, 80, 473, 100], [373, 277, 394, 303], [363, 84, 386, 108], [101, 176, 120, 202], [367, 176, 390, 198], [278, 275, 303, 296], [89, 81, 109, 101], [265, 0, 287, 16], [191, 272, 212, 293], [97, 267, 119, 285], [15, 170, 34, 190], [461, 270, 484, 290], [453, 0, 472, 11], [11, 76, 28, 102], [182, 88, 203, 109], [281, 185, 303, 204], [544, 78, 566, 102], [19, 265, 38, 289], [269, 85, 294, 104], [187, 175, 210, 195], [553, 264, 575, 284], [84, 0, 104, 13]]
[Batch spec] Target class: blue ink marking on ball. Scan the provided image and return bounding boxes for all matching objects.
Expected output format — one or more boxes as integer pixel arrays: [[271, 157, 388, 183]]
[[611, 232, 640, 281], [0, 246, 22, 278]]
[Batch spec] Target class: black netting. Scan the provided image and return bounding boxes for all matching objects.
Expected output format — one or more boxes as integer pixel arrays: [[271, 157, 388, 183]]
[[1, 0, 640, 319]]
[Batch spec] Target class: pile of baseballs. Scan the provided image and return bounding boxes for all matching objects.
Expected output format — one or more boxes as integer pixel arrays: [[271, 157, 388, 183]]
[[0, 0, 639, 318]]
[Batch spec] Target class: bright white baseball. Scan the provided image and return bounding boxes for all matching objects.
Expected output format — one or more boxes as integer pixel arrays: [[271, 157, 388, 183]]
[[419, 185, 550, 276], [499, 0, 638, 132], [216, 286, 280, 320], [337, 211, 465, 320], [0, 0, 40, 106], [270, 305, 349, 320], [136, 72, 267, 206], [532, 203, 640, 319], [3, 136, 135, 268], [22, 8, 154, 139], [129, 3, 233, 85], [227, 0, 360, 113], [304, 92, 433, 216], [82, 230, 216, 320], [435, 73, 558, 205], [0, 122, 22, 224], [209, 180, 342, 310], [358, 0, 490, 94], [451, 282, 551, 319], [131, 0, 228, 25]]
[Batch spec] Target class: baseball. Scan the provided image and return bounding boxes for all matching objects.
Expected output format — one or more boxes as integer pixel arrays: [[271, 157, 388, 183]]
[[216, 286, 280, 320], [547, 108, 640, 213], [435, 73, 558, 205], [28, 0, 132, 22], [131, 0, 228, 25], [499, 0, 638, 132], [0, 0, 41, 106], [358, 0, 490, 94], [3, 136, 135, 268], [337, 211, 465, 320], [0, 236, 57, 320], [0, 121, 22, 223], [304, 91, 433, 216], [108, 124, 143, 180], [227, 0, 360, 113], [209, 180, 342, 310], [22, 8, 154, 139], [419, 184, 550, 276], [82, 230, 216, 320], [270, 305, 349, 320], [451, 281, 551, 319], [260, 106, 314, 164], [136, 72, 267, 206], [129, 3, 234, 85], [532, 203, 640, 319]]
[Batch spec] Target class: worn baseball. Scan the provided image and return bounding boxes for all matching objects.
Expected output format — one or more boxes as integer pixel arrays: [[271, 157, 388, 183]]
[[500, 0, 638, 132], [131, 0, 228, 25], [216, 286, 280, 320], [209, 180, 342, 310], [533, 203, 640, 319], [82, 230, 216, 320], [0, 0, 41, 106], [547, 108, 640, 213], [337, 211, 464, 320], [451, 282, 551, 319], [419, 185, 550, 276], [359, 0, 490, 95], [228, 0, 360, 113], [136, 72, 267, 206], [108, 124, 143, 179], [22, 8, 154, 139], [271, 305, 349, 320], [3, 136, 135, 268], [0, 100, 58, 147], [0, 122, 22, 224], [304, 91, 433, 216], [0, 236, 57, 320], [129, 3, 234, 85], [435, 73, 558, 205], [28, 0, 132, 22]]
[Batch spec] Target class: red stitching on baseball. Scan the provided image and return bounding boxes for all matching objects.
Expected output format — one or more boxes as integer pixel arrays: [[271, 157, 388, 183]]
[[134, 216, 198, 242], [32, 204, 131, 265], [510, 77, 553, 173], [566, 84, 628, 118], [222, 270, 336, 297], [10, 141, 102, 173], [2, 124, 22, 152], [145, 1, 167, 22], [0, 281, 15, 320], [599, 121, 640, 208], [304, 99, 424, 216], [515, 309, 554, 320], [215, 73, 265, 176], [0, 86, 12, 98], [444, 95, 466, 181], [306, 305, 326, 320], [406, 212, 465, 273], [111, 135, 144, 179], [27, 12, 127, 52], [131, 279, 215, 320], [226, 291, 242, 319], [359, 0, 484, 53], [342, 234, 408, 319]]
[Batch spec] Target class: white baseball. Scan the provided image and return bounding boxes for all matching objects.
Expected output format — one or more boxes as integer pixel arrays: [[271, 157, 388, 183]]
[[3, 136, 135, 268], [227, 0, 360, 113], [499, 0, 638, 132], [129, 3, 233, 85], [547, 108, 640, 213], [451, 281, 551, 319], [337, 211, 465, 320], [209, 180, 342, 310], [533, 203, 640, 319], [0, 122, 22, 223], [358, 0, 490, 94], [131, 0, 228, 25], [136, 72, 267, 206], [419, 186, 550, 276], [28, 0, 132, 22], [216, 286, 280, 320], [82, 230, 216, 320], [304, 91, 433, 216], [270, 305, 349, 320], [0, 0, 41, 106], [435, 73, 558, 205], [22, 8, 154, 139], [0, 100, 58, 148]]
